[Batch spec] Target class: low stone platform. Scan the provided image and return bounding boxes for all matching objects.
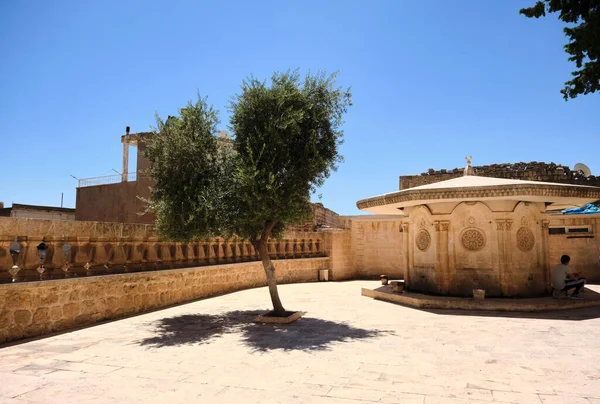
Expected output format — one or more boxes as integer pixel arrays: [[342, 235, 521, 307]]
[[362, 284, 600, 312]]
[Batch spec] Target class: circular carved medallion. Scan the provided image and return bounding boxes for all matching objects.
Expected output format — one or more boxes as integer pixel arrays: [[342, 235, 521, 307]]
[[517, 227, 535, 252], [461, 229, 485, 251], [416, 230, 431, 252]]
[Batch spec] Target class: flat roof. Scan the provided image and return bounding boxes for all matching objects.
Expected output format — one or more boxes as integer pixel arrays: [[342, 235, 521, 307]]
[[8, 204, 75, 214]]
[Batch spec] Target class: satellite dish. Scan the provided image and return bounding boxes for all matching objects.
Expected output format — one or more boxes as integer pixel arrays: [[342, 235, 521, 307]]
[[574, 162, 592, 177]]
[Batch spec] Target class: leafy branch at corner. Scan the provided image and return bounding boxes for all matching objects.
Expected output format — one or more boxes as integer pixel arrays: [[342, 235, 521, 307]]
[[144, 70, 352, 315], [520, 0, 600, 100]]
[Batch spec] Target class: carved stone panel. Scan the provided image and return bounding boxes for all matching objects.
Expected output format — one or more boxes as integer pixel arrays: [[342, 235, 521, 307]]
[[416, 230, 431, 252], [461, 229, 485, 251], [517, 227, 535, 252]]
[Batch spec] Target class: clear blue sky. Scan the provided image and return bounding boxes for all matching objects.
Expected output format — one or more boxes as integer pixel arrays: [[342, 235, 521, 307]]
[[1, 0, 598, 215]]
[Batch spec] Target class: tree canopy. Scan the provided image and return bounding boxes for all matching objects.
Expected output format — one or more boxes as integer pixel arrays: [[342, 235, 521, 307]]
[[144, 70, 352, 314], [228, 71, 351, 241], [520, 0, 600, 100], [144, 97, 234, 241]]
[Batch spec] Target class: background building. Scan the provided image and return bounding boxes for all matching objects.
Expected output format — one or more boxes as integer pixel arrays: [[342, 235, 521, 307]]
[[75, 130, 154, 224], [0, 203, 75, 220]]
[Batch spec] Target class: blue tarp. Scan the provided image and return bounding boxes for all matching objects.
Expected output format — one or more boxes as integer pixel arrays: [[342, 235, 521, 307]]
[[562, 203, 600, 215]]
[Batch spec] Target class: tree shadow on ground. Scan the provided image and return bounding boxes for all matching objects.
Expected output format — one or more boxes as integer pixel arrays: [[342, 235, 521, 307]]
[[138, 310, 393, 351]]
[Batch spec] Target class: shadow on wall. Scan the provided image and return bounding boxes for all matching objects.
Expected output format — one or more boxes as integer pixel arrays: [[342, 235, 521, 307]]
[[137, 311, 393, 351]]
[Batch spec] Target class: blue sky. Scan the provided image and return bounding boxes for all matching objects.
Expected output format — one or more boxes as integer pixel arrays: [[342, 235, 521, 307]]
[[1, 0, 598, 215]]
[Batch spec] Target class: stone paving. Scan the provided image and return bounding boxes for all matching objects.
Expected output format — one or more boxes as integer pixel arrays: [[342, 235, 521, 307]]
[[1, 281, 600, 404]]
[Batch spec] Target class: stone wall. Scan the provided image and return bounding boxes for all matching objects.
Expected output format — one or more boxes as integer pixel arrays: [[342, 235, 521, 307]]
[[75, 180, 155, 224], [400, 162, 600, 190], [0, 258, 329, 344], [321, 229, 354, 280], [313, 203, 342, 228], [547, 215, 600, 281], [343, 216, 405, 280], [0, 217, 155, 239]]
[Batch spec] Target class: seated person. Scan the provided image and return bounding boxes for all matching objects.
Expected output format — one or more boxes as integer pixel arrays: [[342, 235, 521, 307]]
[[551, 255, 585, 299]]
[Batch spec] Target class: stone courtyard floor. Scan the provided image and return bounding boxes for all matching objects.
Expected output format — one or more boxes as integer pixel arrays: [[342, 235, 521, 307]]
[[1, 281, 600, 404]]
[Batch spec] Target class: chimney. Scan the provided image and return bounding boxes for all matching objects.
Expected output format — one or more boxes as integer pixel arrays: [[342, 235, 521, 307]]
[[0, 202, 4, 209], [126, 126, 130, 135]]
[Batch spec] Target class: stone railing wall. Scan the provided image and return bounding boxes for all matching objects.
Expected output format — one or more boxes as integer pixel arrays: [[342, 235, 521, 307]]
[[0, 217, 155, 239], [0, 257, 329, 343], [400, 162, 600, 190], [0, 231, 326, 284]]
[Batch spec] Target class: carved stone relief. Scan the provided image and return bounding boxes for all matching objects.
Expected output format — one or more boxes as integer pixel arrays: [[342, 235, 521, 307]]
[[461, 229, 485, 251], [416, 230, 431, 252], [495, 220, 513, 231], [517, 227, 535, 252]]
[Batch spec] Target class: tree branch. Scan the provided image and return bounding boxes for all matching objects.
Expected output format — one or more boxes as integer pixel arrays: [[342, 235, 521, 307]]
[[261, 219, 278, 242]]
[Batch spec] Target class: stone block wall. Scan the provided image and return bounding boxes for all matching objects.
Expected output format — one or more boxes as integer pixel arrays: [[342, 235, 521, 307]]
[[287, 203, 343, 232], [321, 229, 354, 280], [345, 216, 405, 279], [400, 162, 600, 190], [313, 203, 342, 228], [548, 215, 600, 281], [75, 181, 155, 224], [0, 257, 328, 344], [0, 217, 155, 239]]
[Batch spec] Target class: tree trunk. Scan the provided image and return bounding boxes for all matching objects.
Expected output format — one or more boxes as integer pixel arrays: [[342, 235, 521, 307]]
[[253, 239, 286, 316]]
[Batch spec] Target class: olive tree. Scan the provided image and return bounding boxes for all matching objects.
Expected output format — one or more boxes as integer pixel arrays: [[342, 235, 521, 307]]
[[145, 71, 351, 315]]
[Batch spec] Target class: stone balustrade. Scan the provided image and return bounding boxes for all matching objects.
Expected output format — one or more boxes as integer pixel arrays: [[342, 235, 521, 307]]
[[0, 234, 325, 284]]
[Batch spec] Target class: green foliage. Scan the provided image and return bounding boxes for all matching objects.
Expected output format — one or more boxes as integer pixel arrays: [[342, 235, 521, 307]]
[[520, 0, 600, 100], [145, 71, 352, 243], [228, 70, 352, 241], [144, 96, 235, 241]]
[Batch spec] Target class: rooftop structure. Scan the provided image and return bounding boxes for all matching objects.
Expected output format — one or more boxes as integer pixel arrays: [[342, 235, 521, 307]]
[[399, 161, 600, 190], [0, 203, 75, 221], [75, 128, 154, 223]]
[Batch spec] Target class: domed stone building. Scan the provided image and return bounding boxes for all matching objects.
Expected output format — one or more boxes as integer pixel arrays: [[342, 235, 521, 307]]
[[357, 161, 600, 297]]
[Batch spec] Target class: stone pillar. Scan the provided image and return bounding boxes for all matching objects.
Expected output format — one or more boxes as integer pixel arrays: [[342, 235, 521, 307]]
[[122, 141, 129, 182], [495, 219, 513, 296], [541, 220, 550, 293], [503, 220, 514, 295], [402, 223, 411, 288], [434, 221, 450, 293]]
